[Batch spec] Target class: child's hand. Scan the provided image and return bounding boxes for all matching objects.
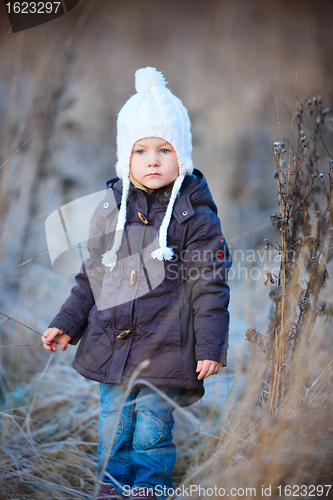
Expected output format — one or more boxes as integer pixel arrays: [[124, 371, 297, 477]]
[[42, 327, 71, 352], [196, 360, 222, 380]]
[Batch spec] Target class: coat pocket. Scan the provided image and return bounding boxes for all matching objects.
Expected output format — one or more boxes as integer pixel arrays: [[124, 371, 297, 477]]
[[132, 294, 181, 348], [75, 308, 115, 375]]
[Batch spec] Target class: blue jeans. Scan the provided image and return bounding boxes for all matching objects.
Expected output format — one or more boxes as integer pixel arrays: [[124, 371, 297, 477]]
[[98, 382, 180, 498]]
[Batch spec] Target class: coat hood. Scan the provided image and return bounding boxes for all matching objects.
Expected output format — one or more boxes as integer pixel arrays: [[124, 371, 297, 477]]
[[105, 168, 218, 221]]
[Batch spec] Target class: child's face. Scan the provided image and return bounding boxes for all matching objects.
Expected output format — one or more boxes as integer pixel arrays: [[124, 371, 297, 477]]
[[130, 137, 179, 191]]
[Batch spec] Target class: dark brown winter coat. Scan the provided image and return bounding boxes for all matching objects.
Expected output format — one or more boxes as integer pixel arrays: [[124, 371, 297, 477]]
[[50, 169, 231, 405]]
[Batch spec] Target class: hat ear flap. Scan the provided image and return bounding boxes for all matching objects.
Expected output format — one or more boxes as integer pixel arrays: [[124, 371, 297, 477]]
[[101, 176, 130, 270]]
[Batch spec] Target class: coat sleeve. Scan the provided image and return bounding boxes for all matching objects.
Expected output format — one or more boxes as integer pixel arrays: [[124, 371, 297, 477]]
[[48, 203, 107, 345], [182, 208, 232, 366]]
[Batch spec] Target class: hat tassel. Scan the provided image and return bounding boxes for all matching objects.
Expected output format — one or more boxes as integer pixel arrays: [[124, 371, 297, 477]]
[[101, 177, 130, 271], [151, 174, 185, 262]]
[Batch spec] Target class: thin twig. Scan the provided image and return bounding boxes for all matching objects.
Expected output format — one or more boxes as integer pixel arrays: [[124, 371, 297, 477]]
[[0, 251, 51, 279], [0, 131, 38, 170], [0, 311, 62, 348], [0, 343, 43, 348], [0, 246, 86, 279], [25, 354, 54, 440], [0, 24, 12, 51], [0, 311, 44, 337], [0, 413, 45, 464]]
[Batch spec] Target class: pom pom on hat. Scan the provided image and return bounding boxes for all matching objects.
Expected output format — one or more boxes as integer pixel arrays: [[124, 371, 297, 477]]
[[135, 67, 167, 93]]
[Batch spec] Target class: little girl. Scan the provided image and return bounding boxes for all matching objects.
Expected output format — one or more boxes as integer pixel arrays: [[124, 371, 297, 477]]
[[42, 67, 231, 500]]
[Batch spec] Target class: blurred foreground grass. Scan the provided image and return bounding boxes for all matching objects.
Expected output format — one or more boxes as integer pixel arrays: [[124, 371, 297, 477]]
[[0, 362, 99, 498], [0, 314, 332, 499]]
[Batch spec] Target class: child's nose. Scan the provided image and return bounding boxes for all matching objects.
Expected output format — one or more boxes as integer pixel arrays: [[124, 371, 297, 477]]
[[147, 151, 160, 166]]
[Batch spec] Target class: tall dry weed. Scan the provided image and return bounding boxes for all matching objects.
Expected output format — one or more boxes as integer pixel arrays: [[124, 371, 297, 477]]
[[180, 96, 333, 499]]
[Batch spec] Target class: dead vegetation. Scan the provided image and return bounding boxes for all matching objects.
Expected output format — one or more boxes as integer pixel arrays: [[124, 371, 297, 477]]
[[183, 96, 333, 498], [0, 96, 332, 499]]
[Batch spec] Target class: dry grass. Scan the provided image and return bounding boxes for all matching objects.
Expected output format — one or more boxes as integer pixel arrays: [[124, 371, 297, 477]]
[[180, 311, 333, 499], [1, 307, 332, 499], [0, 362, 99, 498], [1, 101, 333, 497]]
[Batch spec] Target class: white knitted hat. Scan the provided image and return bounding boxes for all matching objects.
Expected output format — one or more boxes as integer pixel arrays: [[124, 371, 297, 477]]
[[102, 67, 193, 270]]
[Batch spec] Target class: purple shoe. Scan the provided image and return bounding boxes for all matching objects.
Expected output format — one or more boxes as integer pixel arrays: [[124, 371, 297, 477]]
[[96, 482, 125, 499]]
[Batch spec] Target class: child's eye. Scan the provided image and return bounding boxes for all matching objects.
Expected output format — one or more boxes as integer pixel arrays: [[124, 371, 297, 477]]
[[135, 149, 145, 155], [160, 148, 170, 154]]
